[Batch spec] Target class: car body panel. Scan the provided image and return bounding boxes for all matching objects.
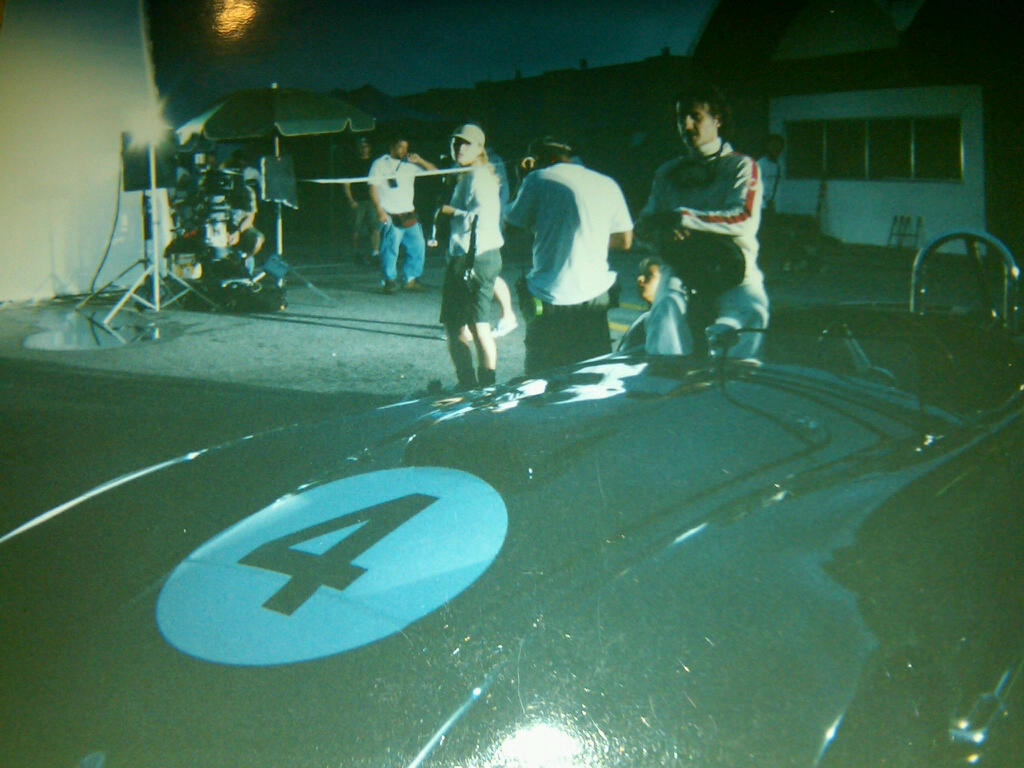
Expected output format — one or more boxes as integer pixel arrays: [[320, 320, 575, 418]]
[[2, 304, 1023, 767]]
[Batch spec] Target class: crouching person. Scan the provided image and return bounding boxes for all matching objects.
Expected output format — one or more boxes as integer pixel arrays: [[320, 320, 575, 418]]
[[621, 256, 691, 355]]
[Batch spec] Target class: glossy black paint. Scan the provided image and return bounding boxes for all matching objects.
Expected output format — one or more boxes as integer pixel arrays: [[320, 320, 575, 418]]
[[3, 301, 1022, 767]]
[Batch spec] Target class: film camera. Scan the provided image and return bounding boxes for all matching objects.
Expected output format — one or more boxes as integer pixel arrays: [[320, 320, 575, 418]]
[[164, 156, 285, 312]]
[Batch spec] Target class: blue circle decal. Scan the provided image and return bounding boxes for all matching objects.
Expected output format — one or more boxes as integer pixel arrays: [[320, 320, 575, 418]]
[[156, 467, 508, 665]]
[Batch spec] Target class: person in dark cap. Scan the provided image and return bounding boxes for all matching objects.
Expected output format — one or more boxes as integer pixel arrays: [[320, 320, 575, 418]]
[[504, 137, 633, 375]]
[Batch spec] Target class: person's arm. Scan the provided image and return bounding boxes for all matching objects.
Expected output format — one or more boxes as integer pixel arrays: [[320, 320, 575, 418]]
[[343, 182, 357, 208], [407, 153, 437, 172], [676, 155, 762, 239], [236, 185, 257, 231], [607, 180, 634, 251], [227, 186, 257, 245], [503, 173, 537, 231], [367, 183, 389, 223], [502, 220, 533, 260]]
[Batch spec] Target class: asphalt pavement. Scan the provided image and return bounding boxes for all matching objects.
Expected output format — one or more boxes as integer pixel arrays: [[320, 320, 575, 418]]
[[0, 241, 915, 529], [0, 245, 914, 400]]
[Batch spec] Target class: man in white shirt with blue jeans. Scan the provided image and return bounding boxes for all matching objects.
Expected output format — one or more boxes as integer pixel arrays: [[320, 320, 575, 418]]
[[368, 135, 437, 294], [504, 137, 633, 376]]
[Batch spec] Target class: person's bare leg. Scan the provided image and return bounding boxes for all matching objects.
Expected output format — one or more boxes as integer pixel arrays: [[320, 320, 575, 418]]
[[492, 276, 518, 337], [470, 321, 497, 385], [447, 324, 477, 388]]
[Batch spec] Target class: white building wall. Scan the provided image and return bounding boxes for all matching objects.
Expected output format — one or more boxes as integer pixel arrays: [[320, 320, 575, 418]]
[[0, 0, 164, 302], [769, 85, 985, 247]]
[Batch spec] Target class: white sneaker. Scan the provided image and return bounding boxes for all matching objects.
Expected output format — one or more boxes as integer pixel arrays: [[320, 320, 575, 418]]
[[492, 316, 519, 338]]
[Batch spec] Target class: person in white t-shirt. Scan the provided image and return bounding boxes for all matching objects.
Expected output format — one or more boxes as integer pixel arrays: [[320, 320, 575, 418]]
[[437, 124, 505, 389], [504, 137, 633, 376], [368, 135, 437, 293]]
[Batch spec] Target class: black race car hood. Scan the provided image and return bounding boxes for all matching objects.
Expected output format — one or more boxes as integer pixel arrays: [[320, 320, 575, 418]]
[[4, 351, 1015, 768]]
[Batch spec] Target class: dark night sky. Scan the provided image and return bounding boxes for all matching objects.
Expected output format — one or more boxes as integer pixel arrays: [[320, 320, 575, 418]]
[[145, 0, 718, 125]]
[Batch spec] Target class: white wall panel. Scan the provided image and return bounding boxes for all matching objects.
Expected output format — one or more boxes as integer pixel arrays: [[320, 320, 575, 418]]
[[0, 0, 160, 301]]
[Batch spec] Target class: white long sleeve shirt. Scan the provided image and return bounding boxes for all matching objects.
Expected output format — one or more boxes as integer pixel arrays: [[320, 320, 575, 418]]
[[640, 139, 764, 288]]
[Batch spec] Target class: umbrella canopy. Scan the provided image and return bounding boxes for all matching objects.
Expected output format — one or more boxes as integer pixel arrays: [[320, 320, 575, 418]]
[[176, 85, 375, 144]]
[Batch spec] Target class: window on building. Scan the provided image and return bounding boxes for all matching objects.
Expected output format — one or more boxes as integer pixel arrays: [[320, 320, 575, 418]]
[[826, 120, 867, 179], [914, 117, 962, 180], [786, 121, 824, 179], [868, 119, 912, 179], [784, 115, 962, 182]]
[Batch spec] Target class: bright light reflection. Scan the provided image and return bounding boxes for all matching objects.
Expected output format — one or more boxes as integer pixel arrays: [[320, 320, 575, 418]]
[[823, 716, 840, 742], [549, 362, 647, 406], [814, 714, 843, 763], [214, 0, 258, 39], [497, 722, 583, 767], [126, 100, 169, 148], [672, 522, 707, 546]]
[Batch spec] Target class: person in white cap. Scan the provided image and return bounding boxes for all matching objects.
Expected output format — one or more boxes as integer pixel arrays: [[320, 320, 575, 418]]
[[436, 123, 505, 389]]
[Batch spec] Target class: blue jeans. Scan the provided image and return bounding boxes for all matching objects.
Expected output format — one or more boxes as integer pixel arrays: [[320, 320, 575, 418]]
[[379, 219, 425, 283]]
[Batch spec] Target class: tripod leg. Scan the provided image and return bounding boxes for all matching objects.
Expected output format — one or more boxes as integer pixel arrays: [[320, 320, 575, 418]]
[[102, 260, 159, 327], [75, 259, 147, 311]]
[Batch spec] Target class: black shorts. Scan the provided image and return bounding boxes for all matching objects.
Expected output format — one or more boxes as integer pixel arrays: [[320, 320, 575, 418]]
[[439, 248, 502, 328]]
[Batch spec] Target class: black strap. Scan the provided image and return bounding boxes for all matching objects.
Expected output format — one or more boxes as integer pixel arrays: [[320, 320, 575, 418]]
[[466, 214, 478, 269], [460, 215, 478, 287]]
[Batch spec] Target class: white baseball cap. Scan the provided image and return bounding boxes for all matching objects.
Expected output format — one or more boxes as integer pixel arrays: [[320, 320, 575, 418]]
[[452, 123, 485, 147]]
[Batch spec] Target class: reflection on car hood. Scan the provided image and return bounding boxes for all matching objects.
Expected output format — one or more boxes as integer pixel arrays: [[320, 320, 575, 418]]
[[3, 328, 1022, 768]]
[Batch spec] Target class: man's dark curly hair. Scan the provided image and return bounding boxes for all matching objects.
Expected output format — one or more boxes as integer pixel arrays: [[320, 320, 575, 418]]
[[674, 83, 732, 138]]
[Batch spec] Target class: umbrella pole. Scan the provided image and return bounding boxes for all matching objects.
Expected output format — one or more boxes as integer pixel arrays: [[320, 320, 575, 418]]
[[276, 203, 284, 255], [274, 134, 284, 256]]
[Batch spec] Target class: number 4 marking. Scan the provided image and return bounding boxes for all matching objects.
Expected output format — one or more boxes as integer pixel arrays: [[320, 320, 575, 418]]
[[239, 493, 438, 616]]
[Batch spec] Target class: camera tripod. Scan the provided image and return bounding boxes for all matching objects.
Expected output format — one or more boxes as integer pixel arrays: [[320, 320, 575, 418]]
[[76, 143, 215, 328]]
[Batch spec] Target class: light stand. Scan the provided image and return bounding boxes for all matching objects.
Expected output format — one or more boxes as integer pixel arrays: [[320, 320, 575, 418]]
[[97, 138, 201, 328], [101, 141, 164, 324]]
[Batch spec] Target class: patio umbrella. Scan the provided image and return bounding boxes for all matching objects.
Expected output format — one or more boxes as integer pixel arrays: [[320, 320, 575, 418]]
[[176, 85, 376, 254], [176, 84, 376, 144]]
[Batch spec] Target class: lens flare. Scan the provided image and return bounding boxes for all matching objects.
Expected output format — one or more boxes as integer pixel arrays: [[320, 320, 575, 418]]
[[213, 0, 258, 40], [496, 722, 583, 767]]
